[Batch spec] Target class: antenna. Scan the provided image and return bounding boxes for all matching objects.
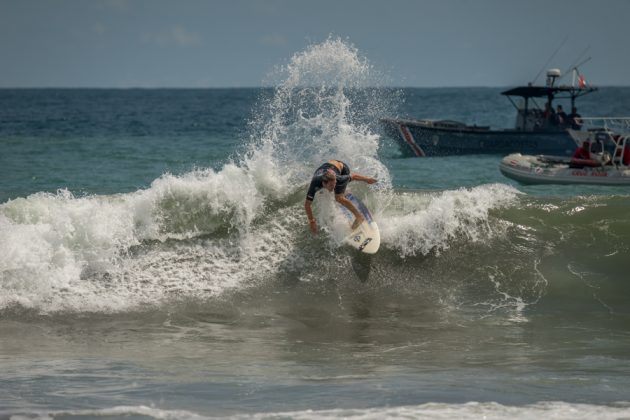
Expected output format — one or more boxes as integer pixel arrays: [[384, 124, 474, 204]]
[[571, 56, 592, 72], [561, 46, 591, 81], [532, 35, 568, 84]]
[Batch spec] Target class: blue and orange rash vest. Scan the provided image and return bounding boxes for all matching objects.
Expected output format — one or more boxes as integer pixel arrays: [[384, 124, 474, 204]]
[[306, 160, 351, 201]]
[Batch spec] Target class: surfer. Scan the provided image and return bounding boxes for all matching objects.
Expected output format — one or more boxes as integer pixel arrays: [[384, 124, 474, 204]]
[[304, 160, 377, 234]]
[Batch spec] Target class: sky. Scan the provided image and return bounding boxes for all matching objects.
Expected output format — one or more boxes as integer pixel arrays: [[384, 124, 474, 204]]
[[1, 0, 629, 88]]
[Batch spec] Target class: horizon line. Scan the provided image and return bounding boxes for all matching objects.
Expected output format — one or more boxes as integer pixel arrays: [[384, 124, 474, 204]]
[[1, 84, 629, 89]]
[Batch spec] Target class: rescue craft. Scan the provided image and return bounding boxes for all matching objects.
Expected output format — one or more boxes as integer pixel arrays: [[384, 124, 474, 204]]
[[500, 120, 630, 185]]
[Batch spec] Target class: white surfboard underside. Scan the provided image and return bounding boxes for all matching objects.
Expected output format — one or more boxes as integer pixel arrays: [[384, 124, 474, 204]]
[[338, 193, 381, 254]]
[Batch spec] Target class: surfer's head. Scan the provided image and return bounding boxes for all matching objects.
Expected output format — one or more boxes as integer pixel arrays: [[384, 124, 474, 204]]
[[322, 169, 336, 191]]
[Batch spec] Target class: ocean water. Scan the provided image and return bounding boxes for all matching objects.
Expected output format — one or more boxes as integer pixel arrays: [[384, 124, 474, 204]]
[[2, 39, 630, 419]]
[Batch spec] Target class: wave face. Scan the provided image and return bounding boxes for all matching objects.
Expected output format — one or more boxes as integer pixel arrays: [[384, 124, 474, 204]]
[[2, 39, 630, 319]]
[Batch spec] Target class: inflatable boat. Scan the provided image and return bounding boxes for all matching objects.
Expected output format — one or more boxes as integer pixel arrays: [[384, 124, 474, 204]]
[[500, 153, 630, 185], [500, 123, 630, 185]]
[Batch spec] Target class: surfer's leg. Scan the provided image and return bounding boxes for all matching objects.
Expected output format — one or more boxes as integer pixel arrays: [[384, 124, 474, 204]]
[[335, 193, 364, 229], [334, 165, 364, 228], [351, 215, 365, 230]]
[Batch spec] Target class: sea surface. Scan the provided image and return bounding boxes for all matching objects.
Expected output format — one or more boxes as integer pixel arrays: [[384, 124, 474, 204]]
[[2, 40, 630, 419]]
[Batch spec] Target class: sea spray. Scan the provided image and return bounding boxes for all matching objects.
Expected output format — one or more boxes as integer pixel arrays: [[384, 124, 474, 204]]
[[246, 36, 394, 190], [0, 38, 399, 313]]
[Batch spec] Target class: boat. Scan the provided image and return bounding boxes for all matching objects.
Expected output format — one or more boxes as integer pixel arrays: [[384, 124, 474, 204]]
[[382, 69, 597, 157], [499, 119, 630, 185]]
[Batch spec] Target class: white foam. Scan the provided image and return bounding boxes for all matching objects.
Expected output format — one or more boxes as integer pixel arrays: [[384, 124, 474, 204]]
[[6, 405, 206, 420], [0, 167, 298, 313], [7, 401, 630, 420], [234, 401, 630, 420], [379, 184, 521, 257], [0, 190, 140, 312], [0, 38, 404, 314]]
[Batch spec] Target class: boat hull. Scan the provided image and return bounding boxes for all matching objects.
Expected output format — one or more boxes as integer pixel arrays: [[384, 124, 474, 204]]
[[500, 153, 630, 185], [382, 119, 578, 157]]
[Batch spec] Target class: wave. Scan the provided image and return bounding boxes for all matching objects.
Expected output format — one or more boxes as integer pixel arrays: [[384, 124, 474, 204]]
[[2, 38, 629, 317], [6, 176, 629, 318], [5, 401, 630, 420], [0, 175, 519, 314]]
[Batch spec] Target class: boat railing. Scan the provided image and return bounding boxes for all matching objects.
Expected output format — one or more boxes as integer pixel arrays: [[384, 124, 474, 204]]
[[579, 117, 630, 134], [574, 118, 630, 168], [610, 134, 629, 168]]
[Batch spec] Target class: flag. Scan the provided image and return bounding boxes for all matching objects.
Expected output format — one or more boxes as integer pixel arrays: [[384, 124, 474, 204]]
[[578, 74, 587, 88]]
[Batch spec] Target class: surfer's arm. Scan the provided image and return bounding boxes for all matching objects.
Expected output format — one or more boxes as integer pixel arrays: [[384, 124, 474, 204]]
[[350, 173, 377, 184], [304, 199, 317, 234]]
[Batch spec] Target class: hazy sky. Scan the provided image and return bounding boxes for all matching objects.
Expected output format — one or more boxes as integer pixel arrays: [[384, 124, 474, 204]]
[[1, 0, 628, 87]]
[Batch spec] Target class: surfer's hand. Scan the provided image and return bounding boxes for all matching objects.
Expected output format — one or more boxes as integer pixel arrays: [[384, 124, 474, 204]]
[[366, 177, 377, 184], [309, 219, 317, 234]]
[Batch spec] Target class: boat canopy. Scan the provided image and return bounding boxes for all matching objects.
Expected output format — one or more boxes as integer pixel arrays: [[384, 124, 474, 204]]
[[502, 82, 598, 131], [501, 85, 597, 99]]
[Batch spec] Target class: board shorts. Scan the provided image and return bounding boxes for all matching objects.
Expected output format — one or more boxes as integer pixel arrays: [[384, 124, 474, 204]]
[[333, 161, 351, 195]]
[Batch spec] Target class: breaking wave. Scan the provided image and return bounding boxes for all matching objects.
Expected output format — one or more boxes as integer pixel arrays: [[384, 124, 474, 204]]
[[2, 38, 629, 318]]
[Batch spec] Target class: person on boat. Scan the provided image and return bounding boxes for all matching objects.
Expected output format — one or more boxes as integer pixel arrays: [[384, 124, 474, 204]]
[[568, 107, 583, 130], [623, 142, 630, 166], [572, 140, 591, 160], [543, 103, 557, 128], [532, 108, 544, 130], [304, 160, 377, 234], [556, 105, 568, 127]]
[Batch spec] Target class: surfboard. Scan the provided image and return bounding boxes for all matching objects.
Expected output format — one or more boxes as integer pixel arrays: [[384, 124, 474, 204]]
[[337, 193, 380, 254]]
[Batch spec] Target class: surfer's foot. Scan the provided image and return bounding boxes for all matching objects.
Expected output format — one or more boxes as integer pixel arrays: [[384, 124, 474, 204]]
[[352, 215, 364, 230]]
